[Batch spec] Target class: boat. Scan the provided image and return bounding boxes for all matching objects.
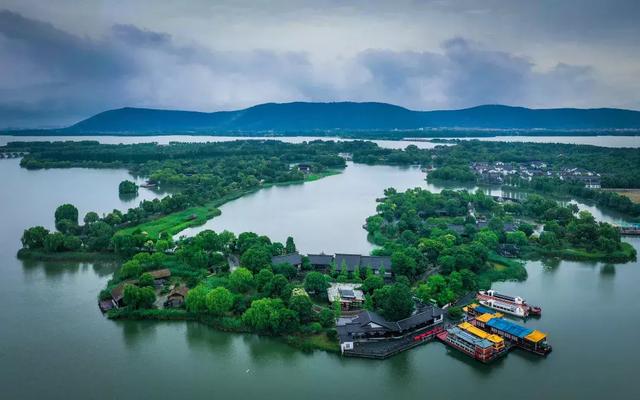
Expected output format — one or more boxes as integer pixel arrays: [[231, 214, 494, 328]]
[[476, 290, 542, 317], [472, 313, 552, 356], [437, 323, 508, 363]]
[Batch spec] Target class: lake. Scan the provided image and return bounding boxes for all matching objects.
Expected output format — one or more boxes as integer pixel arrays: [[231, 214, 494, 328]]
[[1, 134, 639, 148], [1, 156, 639, 399]]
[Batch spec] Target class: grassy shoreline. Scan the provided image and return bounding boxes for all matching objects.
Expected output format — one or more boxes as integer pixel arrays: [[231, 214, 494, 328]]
[[108, 308, 340, 354], [521, 242, 637, 263]]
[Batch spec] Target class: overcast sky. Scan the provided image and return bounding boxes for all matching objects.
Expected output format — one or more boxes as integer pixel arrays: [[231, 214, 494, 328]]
[[1, 0, 639, 128]]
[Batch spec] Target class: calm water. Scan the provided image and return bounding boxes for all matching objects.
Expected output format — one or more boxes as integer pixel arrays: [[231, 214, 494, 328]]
[[462, 135, 640, 148], [1, 157, 639, 399], [2, 134, 639, 148]]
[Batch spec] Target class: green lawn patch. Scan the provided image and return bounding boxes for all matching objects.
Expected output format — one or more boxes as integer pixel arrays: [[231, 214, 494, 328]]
[[116, 205, 221, 239]]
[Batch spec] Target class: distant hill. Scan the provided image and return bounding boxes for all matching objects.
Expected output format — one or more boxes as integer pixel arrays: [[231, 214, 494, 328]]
[[61, 102, 640, 133]]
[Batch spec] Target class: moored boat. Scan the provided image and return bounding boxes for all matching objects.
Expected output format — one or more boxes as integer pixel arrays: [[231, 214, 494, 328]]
[[472, 313, 552, 356], [437, 323, 508, 363], [476, 290, 542, 317]]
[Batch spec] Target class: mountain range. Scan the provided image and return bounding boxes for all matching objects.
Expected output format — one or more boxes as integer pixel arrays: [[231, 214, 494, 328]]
[[52, 102, 640, 133]]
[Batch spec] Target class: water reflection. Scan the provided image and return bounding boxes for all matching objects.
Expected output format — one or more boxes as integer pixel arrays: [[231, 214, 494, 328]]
[[541, 258, 561, 272], [20, 259, 119, 278], [241, 335, 300, 365], [600, 264, 616, 276], [440, 347, 502, 375], [185, 322, 234, 355], [118, 320, 159, 348], [118, 192, 139, 202]]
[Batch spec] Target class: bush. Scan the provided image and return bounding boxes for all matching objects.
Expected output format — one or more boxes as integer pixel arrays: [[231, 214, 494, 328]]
[[318, 308, 335, 328], [447, 306, 463, 320], [308, 322, 322, 334]]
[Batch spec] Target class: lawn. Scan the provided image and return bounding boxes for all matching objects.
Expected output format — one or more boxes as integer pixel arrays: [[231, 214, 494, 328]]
[[117, 205, 221, 239]]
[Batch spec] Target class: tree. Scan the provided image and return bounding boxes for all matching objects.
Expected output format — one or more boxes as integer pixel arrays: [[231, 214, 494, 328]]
[[206, 287, 234, 316], [272, 262, 297, 279], [476, 230, 499, 250], [63, 234, 82, 251], [255, 268, 274, 292], [264, 274, 289, 299], [185, 285, 209, 312], [517, 223, 534, 237], [242, 298, 299, 334], [289, 293, 314, 323], [447, 306, 463, 320], [138, 272, 154, 287], [56, 219, 78, 235], [338, 261, 348, 282], [236, 232, 259, 254], [416, 274, 447, 304], [506, 231, 528, 246], [353, 266, 362, 282], [112, 233, 141, 256], [229, 267, 253, 293], [372, 283, 414, 321], [318, 308, 335, 328], [155, 239, 171, 253], [194, 230, 221, 252], [21, 226, 49, 249], [44, 232, 66, 252], [391, 251, 417, 279], [539, 231, 560, 248], [86, 221, 114, 251], [304, 272, 329, 296], [240, 244, 272, 273], [119, 259, 142, 279], [55, 204, 78, 226], [119, 180, 139, 194], [285, 236, 296, 254], [83, 211, 99, 225], [123, 284, 155, 309], [419, 238, 445, 264], [459, 269, 478, 292], [361, 275, 384, 294], [301, 256, 312, 271]]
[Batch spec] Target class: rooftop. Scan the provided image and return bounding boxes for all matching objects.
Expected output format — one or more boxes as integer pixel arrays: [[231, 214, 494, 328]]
[[328, 283, 365, 303], [271, 253, 302, 266]]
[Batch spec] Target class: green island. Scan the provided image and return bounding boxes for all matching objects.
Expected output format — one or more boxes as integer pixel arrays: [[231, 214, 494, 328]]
[[6, 139, 638, 355]]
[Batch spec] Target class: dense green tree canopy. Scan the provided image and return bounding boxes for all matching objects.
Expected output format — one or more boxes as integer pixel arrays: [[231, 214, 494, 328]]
[[372, 283, 414, 321]]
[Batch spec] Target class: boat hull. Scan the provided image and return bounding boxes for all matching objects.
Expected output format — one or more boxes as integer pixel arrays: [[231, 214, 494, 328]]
[[477, 299, 528, 317]]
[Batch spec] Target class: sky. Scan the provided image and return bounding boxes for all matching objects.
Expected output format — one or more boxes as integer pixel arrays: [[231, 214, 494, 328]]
[[1, 0, 639, 128]]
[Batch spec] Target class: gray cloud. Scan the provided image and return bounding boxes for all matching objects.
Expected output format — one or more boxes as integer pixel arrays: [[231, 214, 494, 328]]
[[353, 38, 598, 110], [0, 7, 636, 128]]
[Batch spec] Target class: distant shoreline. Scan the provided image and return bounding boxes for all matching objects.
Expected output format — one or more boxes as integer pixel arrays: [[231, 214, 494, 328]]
[[3, 130, 640, 139]]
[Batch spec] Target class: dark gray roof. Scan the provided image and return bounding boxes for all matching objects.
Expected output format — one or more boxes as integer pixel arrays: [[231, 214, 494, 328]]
[[335, 254, 392, 272], [271, 253, 302, 266], [337, 306, 443, 341], [308, 254, 334, 266], [397, 306, 443, 331], [335, 254, 361, 272], [360, 256, 392, 271]]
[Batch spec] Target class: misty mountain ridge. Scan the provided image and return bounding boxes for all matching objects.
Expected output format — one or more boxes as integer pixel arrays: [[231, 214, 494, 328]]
[[57, 102, 640, 133]]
